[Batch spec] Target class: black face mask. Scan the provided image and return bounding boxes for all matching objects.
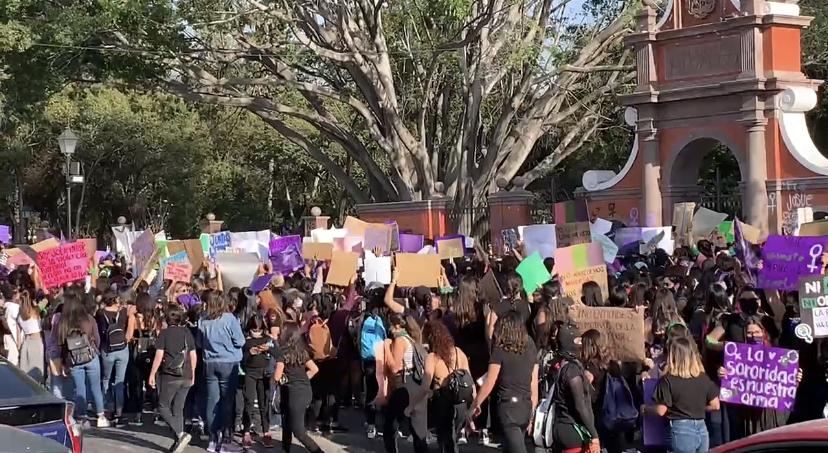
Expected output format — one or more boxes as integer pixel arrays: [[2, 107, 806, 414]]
[[739, 298, 760, 315]]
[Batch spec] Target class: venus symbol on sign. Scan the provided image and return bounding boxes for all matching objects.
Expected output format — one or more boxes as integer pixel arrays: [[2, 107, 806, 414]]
[[629, 208, 639, 227], [807, 244, 824, 273]]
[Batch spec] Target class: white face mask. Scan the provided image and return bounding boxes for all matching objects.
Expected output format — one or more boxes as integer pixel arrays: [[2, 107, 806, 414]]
[[250, 331, 263, 338], [293, 299, 302, 310]]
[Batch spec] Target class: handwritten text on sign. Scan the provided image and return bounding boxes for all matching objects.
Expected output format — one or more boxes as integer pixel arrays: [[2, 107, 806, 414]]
[[571, 306, 645, 361], [164, 261, 193, 284], [720, 342, 799, 411], [37, 242, 88, 289], [757, 235, 825, 291]]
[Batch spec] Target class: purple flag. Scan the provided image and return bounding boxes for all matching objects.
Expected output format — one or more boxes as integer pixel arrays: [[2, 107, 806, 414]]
[[734, 217, 757, 284], [0, 225, 9, 244], [757, 235, 825, 291], [251, 274, 273, 293], [398, 234, 424, 253], [269, 236, 303, 274], [643, 379, 668, 446], [720, 342, 799, 411]]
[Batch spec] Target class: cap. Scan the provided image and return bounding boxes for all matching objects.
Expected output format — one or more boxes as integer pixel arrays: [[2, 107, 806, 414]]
[[414, 286, 432, 300]]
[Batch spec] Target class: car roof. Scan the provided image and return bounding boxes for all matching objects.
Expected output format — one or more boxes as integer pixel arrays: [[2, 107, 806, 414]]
[[710, 419, 828, 452]]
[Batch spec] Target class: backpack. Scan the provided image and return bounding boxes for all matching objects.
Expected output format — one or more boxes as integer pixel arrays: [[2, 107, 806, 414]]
[[601, 373, 639, 430], [446, 348, 475, 404], [103, 309, 127, 353], [537, 348, 556, 395], [404, 336, 427, 385], [64, 331, 95, 367], [162, 328, 189, 377], [360, 314, 387, 360], [533, 359, 567, 448], [307, 317, 337, 360]]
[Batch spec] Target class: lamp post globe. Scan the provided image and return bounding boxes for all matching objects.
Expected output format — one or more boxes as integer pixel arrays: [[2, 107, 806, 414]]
[[57, 128, 78, 156]]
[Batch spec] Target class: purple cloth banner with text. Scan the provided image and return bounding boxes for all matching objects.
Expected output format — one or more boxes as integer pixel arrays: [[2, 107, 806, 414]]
[[757, 235, 826, 291], [398, 234, 424, 253], [643, 379, 668, 446], [268, 235, 303, 274], [720, 342, 799, 411]]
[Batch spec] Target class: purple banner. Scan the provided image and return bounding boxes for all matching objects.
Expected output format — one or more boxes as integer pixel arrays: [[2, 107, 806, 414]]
[[720, 342, 799, 411], [0, 225, 9, 244], [398, 234, 424, 253], [757, 235, 826, 291], [269, 235, 301, 256], [269, 235, 303, 274]]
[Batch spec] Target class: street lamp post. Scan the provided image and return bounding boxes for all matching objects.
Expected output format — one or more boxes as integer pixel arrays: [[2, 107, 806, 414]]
[[58, 128, 79, 239]]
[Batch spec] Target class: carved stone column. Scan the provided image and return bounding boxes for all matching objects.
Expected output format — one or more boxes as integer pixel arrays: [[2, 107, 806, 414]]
[[638, 111, 662, 227], [740, 118, 770, 236]]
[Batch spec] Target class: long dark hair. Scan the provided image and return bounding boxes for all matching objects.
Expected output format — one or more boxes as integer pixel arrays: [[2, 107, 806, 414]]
[[493, 311, 528, 354], [580, 329, 610, 369], [424, 321, 456, 365], [205, 292, 229, 320], [56, 294, 94, 347], [135, 292, 158, 330], [453, 276, 480, 328], [278, 322, 309, 366]]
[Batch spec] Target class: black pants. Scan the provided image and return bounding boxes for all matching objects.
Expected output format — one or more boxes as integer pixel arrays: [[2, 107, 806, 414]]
[[339, 357, 362, 407], [553, 422, 588, 453], [243, 369, 270, 435], [433, 393, 467, 453], [362, 360, 379, 426], [497, 399, 532, 453], [281, 385, 321, 453], [158, 377, 191, 437], [309, 359, 338, 428], [383, 386, 428, 453], [126, 346, 157, 414]]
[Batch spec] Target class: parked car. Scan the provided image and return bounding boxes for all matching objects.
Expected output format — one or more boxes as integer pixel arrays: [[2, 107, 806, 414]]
[[710, 419, 828, 453], [0, 424, 73, 453], [0, 357, 82, 453]]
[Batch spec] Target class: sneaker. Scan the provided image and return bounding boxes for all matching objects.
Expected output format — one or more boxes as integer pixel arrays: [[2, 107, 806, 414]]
[[458, 431, 468, 445], [479, 429, 490, 446], [366, 425, 377, 439], [206, 441, 218, 453], [173, 433, 192, 453], [261, 433, 275, 448], [219, 442, 245, 453], [242, 433, 254, 448], [97, 416, 111, 428]]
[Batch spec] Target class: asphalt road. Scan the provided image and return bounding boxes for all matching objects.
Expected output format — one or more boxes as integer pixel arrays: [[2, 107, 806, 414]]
[[81, 408, 497, 453]]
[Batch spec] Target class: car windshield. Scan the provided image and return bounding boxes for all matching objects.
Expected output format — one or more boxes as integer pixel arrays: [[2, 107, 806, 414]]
[[0, 359, 47, 401]]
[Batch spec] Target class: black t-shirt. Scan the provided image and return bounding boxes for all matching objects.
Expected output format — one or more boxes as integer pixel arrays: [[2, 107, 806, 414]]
[[493, 298, 531, 322], [95, 307, 127, 349], [242, 336, 271, 370], [489, 340, 537, 399], [273, 346, 311, 390], [653, 374, 719, 420], [155, 326, 196, 380]]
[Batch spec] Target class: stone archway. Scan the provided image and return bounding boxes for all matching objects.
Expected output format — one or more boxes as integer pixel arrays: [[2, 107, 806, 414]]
[[577, 0, 828, 236]]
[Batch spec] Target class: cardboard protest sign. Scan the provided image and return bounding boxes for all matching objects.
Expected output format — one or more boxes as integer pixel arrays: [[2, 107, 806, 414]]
[[167, 239, 205, 273], [554, 243, 604, 273], [797, 276, 828, 343], [131, 230, 156, 277], [692, 207, 728, 240], [553, 199, 589, 224], [326, 251, 359, 286], [343, 216, 370, 236], [157, 251, 190, 290], [521, 224, 557, 258], [570, 306, 645, 361], [797, 220, 828, 238], [758, 235, 826, 291], [671, 202, 695, 246], [395, 253, 441, 288], [37, 242, 88, 289], [435, 235, 465, 260], [398, 234, 424, 253], [720, 342, 799, 411], [516, 252, 552, 295], [559, 265, 608, 300], [214, 252, 260, 288], [363, 227, 392, 255], [479, 270, 503, 306], [555, 222, 592, 248], [31, 238, 60, 254], [302, 242, 333, 261], [164, 261, 193, 284], [736, 220, 761, 244], [384, 221, 400, 251]]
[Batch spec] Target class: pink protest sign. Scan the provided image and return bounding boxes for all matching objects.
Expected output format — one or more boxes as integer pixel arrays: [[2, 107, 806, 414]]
[[333, 236, 363, 254], [164, 261, 193, 284], [37, 242, 88, 289]]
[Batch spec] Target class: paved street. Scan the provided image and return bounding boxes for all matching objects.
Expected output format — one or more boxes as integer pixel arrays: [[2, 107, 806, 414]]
[[82, 408, 495, 453]]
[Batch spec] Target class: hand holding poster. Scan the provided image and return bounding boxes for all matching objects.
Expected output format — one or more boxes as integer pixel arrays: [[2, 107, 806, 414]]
[[720, 342, 799, 411], [37, 242, 89, 288]]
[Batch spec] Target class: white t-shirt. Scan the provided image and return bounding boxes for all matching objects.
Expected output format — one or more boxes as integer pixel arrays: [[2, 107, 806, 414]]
[[4, 302, 20, 344]]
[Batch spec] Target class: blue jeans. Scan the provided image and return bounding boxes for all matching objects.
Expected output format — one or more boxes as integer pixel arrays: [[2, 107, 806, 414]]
[[70, 357, 105, 419], [101, 347, 130, 416], [204, 361, 239, 440], [670, 419, 709, 453]]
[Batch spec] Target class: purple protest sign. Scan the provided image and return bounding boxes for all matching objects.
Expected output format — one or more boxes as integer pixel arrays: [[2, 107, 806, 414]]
[[250, 274, 273, 293], [0, 225, 9, 244], [612, 227, 642, 254], [757, 235, 826, 291], [720, 342, 799, 411], [268, 235, 303, 274], [398, 234, 424, 253], [643, 379, 668, 446]]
